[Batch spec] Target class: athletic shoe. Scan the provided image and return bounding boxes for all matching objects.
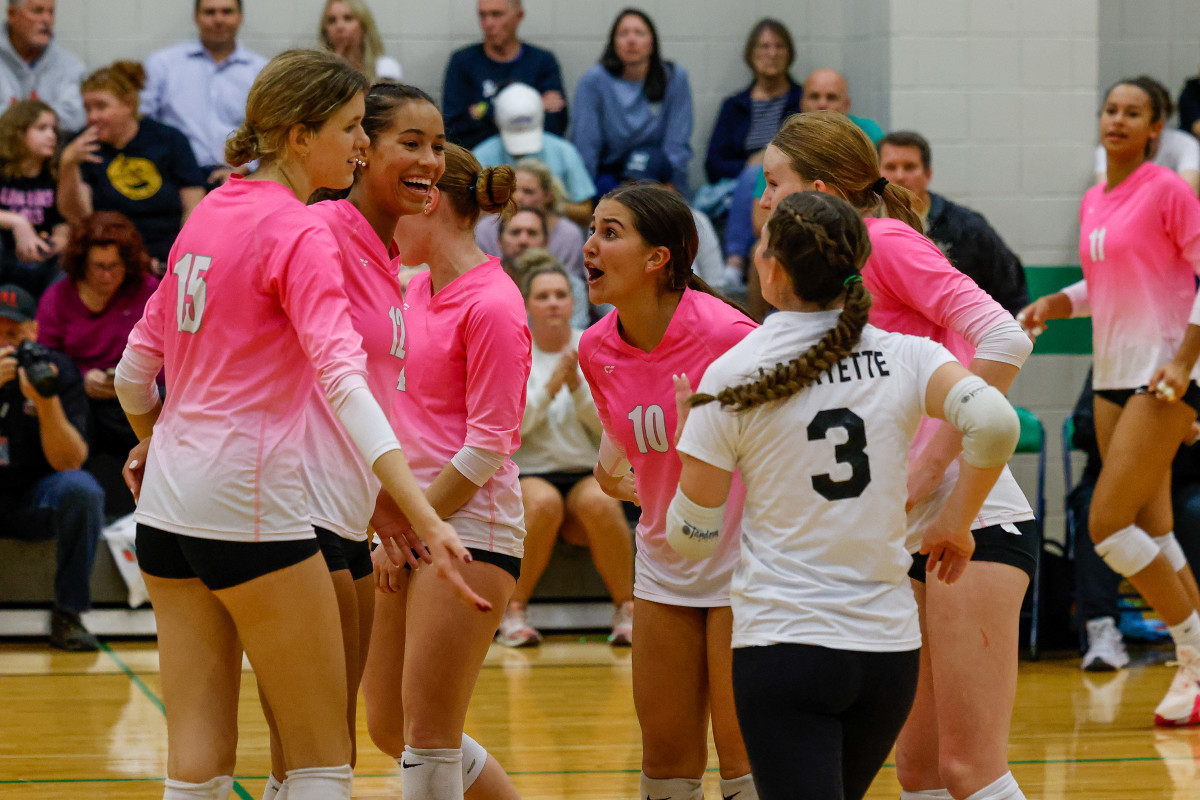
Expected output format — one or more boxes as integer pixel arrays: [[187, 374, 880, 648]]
[[1082, 617, 1129, 671], [1154, 645, 1200, 727], [609, 600, 634, 647], [49, 607, 99, 652], [495, 603, 541, 648]]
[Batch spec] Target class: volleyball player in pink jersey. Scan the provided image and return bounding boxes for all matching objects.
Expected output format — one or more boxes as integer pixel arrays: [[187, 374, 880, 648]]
[[362, 142, 529, 800], [761, 112, 1034, 800], [113, 52, 476, 800], [1020, 78, 1200, 728], [579, 183, 759, 800]]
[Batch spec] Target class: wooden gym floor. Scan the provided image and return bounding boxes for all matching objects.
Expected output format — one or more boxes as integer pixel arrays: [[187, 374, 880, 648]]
[[1, 637, 1195, 799]]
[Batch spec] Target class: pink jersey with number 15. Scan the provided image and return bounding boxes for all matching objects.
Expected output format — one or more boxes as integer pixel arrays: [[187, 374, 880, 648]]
[[126, 177, 373, 542]]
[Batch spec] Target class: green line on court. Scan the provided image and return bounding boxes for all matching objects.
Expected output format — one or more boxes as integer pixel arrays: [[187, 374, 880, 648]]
[[99, 642, 254, 800]]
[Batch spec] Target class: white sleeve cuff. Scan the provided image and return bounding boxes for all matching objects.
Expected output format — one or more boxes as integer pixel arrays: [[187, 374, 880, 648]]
[[971, 317, 1033, 368], [332, 384, 401, 467], [114, 346, 161, 415], [451, 445, 506, 487], [1061, 280, 1090, 318], [598, 432, 631, 477]]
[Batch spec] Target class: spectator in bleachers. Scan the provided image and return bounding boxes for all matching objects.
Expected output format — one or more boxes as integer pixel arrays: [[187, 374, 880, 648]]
[[58, 62, 207, 269], [704, 19, 801, 185], [0, 99, 67, 298], [317, 0, 402, 85], [878, 130, 1029, 314], [473, 82, 595, 226], [0, 0, 84, 132], [140, 0, 267, 190], [494, 204, 589, 328], [799, 68, 885, 144], [0, 282, 102, 651], [35, 212, 156, 514], [497, 262, 634, 647], [572, 8, 694, 196], [443, 0, 568, 149], [477, 157, 586, 285], [1181, 71, 1200, 141], [1096, 77, 1198, 195]]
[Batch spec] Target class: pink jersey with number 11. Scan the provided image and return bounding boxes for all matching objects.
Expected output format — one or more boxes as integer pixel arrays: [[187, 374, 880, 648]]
[[580, 288, 757, 607]]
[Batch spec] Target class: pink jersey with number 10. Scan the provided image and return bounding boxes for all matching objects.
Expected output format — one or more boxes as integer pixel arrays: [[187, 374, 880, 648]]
[[301, 199, 407, 541], [579, 288, 757, 607], [126, 177, 374, 542]]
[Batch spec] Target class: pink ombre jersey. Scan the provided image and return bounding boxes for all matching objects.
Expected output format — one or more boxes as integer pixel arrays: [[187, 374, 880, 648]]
[[302, 200, 405, 541], [1079, 163, 1200, 390], [861, 217, 1033, 548], [126, 177, 373, 541], [579, 289, 757, 606], [394, 258, 531, 556]]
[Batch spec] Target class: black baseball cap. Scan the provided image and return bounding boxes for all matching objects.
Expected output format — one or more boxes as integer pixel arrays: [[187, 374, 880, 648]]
[[0, 284, 36, 323]]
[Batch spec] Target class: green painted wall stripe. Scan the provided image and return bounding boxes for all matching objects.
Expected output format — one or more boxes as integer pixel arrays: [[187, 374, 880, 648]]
[[1024, 265, 1092, 355]]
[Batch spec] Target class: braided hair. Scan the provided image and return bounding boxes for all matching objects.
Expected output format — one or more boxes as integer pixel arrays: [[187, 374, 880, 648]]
[[691, 191, 872, 412]]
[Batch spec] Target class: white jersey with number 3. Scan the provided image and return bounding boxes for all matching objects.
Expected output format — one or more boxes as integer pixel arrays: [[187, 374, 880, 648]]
[[677, 311, 956, 652]]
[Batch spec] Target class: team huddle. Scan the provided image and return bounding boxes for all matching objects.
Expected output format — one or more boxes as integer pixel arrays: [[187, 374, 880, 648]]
[[92, 45, 1200, 800]]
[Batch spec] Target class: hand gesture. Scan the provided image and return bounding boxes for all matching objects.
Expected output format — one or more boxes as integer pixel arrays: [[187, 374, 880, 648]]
[[1015, 299, 1052, 341], [542, 90, 566, 114], [919, 513, 975, 585], [419, 519, 493, 612], [13, 220, 52, 263], [84, 368, 117, 399], [61, 127, 102, 168], [1150, 360, 1188, 403], [373, 537, 410, 593], [672, 373, 692, 447], [123, 437, 152, 502], [549, 349, 578, 396]]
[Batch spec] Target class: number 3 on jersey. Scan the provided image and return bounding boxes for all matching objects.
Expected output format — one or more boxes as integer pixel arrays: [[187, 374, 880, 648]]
[[173, 253, 211, 333], [807, 408, 871, 500]]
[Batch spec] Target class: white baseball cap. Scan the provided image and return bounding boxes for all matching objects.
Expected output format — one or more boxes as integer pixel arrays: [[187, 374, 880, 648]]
[[495, 83, 544, 156]]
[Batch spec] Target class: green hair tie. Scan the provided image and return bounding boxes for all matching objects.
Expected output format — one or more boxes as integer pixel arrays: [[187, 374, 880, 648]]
[[843, 275, 863, 289]]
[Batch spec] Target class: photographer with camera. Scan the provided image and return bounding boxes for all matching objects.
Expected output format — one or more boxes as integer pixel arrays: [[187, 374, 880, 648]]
[[0, 283, 102, 651]]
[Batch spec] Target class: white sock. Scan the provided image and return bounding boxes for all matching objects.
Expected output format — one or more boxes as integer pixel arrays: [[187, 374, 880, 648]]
[[900, 790, 953, 800], [639, 774, 704, 800], [964, 771, 1026, 800], [284, 765, 352, 800], [163, 776, 234, 800], [719, 773, 758, 800], [461, 733, 488, 790], [1169, 610, 1200, 654], [261, 773, 283, 800], [275, 784, 287, 800], [402, 746, 463, 800]]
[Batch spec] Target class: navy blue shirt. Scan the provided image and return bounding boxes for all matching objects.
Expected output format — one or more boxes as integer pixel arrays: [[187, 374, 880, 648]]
[[77, 118, 206, 263], [442, 43, 567, 149], [0, 347, 87, 498], [705, 83, 802, 183]]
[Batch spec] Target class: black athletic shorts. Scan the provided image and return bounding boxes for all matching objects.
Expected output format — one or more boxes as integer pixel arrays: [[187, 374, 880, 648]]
[[1095, 382, 1200, 413], [908, 519, 1039, 583], [377, 542, 523, 582], [521, 469, 592, 497], [135, 524, 320, 591], [315, 526, 373, 580]]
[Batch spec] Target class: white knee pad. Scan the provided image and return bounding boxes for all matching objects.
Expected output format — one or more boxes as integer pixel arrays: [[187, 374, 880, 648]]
[[402, 746, 463, 800], [1155, 532, 1189, 572], [1095, 524, 1160, 576], [964, 771, 1026, 800], [639, 774, 704, 800], [261, 774, 283, 800], [719, 773, 758, 800], [900, 790, 953, 800], [163, 776, 234, 800], [461, 733, 488, 790], [284, 765, 352, 800]]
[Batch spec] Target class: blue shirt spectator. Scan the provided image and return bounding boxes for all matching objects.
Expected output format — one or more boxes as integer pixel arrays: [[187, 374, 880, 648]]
[[442, 0, 567, 149], [571, 10, 693, 196], [0, 2, 85, 132], [140, 0, 266, 183], [705, 19, 802, 184]]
